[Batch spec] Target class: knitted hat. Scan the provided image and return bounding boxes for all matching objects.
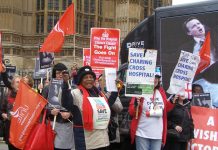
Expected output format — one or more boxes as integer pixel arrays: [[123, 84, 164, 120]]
[[52, 63, 68, 78], [76, 66, 96, 85]]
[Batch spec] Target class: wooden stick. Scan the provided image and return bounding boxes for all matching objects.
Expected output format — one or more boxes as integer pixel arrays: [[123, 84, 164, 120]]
[[52, 115, 57, 130], [39, 77, 43, 93], [46, 68, 49, 81], [135, 104, 139, 119]]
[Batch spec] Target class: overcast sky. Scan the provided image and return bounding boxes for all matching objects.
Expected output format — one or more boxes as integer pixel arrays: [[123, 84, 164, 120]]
[[172, 0, 209, 5]]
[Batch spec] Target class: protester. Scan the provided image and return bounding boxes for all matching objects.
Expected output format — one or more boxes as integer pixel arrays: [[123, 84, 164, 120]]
[[98, 74, 123, 150], [62, 66, 120, 150], [0, 64, 33, 150], [41, 63, 75, 150], [128, 75, 174, 150], [164, 94, 194, 150]]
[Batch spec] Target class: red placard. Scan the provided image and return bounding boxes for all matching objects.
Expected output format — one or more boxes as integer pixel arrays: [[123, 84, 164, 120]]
[[93, 68, 104, 79], [83, 48, 90, 66], [189, 106, 218, 150], [90, 28, 120, 69]]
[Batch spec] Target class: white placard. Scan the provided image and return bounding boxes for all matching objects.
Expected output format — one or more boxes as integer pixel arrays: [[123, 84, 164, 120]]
[[167, 50, 200, 94], [125, 48, 157, 97], [105, 68, 117, 92], [88, 97, 111, 129]]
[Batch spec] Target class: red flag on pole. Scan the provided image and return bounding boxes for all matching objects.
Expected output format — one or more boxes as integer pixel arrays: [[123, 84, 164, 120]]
[[9, 80, 47, 149], [40, 3, 75, 53], [0, 32, 3, 72], [195, 32, 211, 75]]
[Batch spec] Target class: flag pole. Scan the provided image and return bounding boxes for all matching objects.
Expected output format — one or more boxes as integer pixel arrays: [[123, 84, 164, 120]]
[[73, 0, 76, 62]]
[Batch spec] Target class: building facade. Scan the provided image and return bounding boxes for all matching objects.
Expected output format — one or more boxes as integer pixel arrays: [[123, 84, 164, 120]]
[[0, 0, 171, 76]]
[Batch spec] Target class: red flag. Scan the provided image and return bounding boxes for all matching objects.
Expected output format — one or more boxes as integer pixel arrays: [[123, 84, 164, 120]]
[[40, 3, 75, 52], [9, 80, 47, 149], [0, 32, 3, 72], [195, 32, 211, 74]]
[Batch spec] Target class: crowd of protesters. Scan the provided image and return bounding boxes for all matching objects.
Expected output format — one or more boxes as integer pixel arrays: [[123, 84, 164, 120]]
[[0, 63, 197, 150]]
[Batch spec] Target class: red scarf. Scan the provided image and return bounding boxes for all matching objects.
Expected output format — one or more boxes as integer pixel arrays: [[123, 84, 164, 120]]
[[78, 85, 108, 131]]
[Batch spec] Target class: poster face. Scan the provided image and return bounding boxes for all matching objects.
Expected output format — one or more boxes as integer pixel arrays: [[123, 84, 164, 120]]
[[159, 12, 218, 107], [0, 66, 16, 87], [39, 52, 54, 69], [83, 48, 90, 66], [90, 28, 120, 69], [34, 57, 50, 79], [125, 48, 157, 97]]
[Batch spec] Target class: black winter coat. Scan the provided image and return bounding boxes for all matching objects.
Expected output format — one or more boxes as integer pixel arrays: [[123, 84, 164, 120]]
[[167, 100, 194, 142]]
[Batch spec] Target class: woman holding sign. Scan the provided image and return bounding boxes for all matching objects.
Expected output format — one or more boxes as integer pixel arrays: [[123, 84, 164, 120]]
[[164, 94, 194, 150], [62, 66, 121, 150], [128, 75, 174, 150]]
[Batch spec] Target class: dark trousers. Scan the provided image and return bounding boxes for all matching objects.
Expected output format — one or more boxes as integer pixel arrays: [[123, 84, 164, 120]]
[[92, 147, 109, 150], [164, 140, 187, 150], [8, 143, 20, 150]]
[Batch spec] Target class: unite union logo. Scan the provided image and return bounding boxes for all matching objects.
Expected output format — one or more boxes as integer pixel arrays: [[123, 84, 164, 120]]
[[10, 105, 29, 125]]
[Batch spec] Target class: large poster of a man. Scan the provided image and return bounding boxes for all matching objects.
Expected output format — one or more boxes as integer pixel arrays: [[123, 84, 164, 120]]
[[159, 12, 218, 107]]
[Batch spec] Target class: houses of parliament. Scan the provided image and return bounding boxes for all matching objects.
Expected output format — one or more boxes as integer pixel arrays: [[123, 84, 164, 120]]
[[0, 0, 171, 74]]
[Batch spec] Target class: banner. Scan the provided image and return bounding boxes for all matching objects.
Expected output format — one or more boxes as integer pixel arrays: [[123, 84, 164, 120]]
[[39, 52, 54, 69], [90, 28, 120, 69], [0, 32, 3, 72], [167, 51, 200, 95], [83, 48, 90, 66], [189, 106, 218, 150], [0, 65, 16, 87], [88, 97, 111, 129], [125, 48, 157, 97], [9, 80, 47, 149]]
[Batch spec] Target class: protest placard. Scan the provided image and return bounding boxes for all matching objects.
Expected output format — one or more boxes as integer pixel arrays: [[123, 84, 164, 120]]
[[39, 52, 54, 69], [88, 97, 111, 129], [105, 68, 117, 92], [47, 79, 66, 110], [0, 65, 16, 87], [192, 93, 211, 108], [83, 48, 90, 66], [90, 28, 120, 69], [34, 57, 51, 79], [125, 48, 157, 97], [167, 51, 200, 95], [188, 106, 218, 150]]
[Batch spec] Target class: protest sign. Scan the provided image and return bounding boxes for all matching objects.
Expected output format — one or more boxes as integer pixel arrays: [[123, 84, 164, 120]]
[[83, 48, 90, 66], [93, 68, 104, 79], [192, 93, 211, 108], [189, 106, 218, 150], [0, 65, 16, 87], [34, 57, 51, 79], [88, 97, 111, 129], [9, 80, 47, 149], [105, 68, 117, 92], [167, 51, 200, 95], [125, 48, 157, 97], [39, 52, 54, 69], [90, 28, 120, 69], [47, 79, 66, 110]]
